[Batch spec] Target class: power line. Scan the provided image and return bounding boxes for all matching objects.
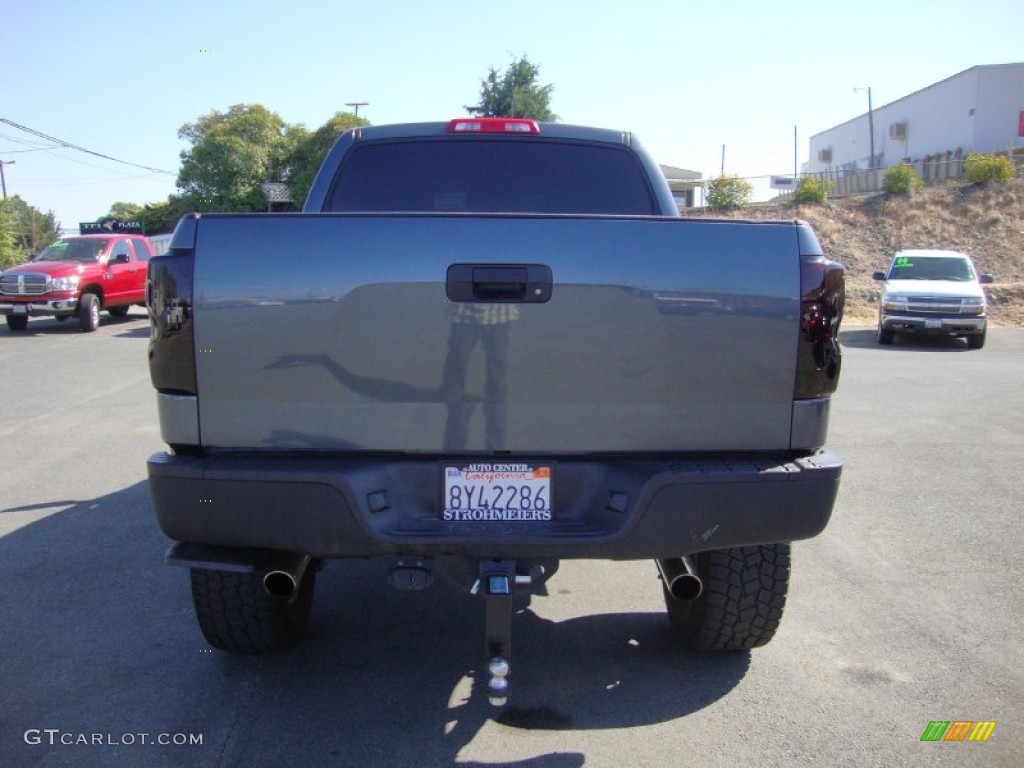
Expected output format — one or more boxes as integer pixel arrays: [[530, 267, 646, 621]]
[[0, 131, 65, 153], [0, 118, 175, 175], [17, 174, 164, 186], [1, 143, 65, 154], [2, 126, 175, 182]]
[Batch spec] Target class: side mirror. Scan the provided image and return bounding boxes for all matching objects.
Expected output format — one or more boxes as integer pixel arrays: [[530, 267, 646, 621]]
[[111, 253, 131, 265], [872, 271, 886, 281], [979, 274, 994, 284]]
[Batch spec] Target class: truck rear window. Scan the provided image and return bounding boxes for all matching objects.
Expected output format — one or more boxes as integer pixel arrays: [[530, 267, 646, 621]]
[[325, 139, 656, 215]]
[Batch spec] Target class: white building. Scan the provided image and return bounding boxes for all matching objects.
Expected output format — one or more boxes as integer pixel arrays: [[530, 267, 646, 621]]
[[660, 165, 702, 208], [806, 63, 1024, 175]]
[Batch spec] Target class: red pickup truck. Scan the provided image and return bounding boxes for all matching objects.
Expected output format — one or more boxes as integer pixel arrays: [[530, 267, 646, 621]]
[[0, 231, 154, 332]]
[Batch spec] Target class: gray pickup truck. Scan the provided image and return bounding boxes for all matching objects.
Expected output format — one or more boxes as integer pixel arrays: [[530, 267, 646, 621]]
[[147, 118, 844, 704]]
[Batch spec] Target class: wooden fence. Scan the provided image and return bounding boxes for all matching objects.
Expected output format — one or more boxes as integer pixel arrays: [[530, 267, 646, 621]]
[[810, 147, 1024, 198]]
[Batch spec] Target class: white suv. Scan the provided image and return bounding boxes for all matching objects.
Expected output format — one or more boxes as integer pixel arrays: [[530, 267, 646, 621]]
[[873, 249, 993, 349]]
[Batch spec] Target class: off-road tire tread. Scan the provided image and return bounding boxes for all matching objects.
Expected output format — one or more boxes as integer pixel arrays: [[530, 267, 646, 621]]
[[664, 543, 790, 651], [189, 566, 316, 654]]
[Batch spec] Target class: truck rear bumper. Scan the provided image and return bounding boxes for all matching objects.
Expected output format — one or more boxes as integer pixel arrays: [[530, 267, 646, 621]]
[[148, 451, 842, 560]]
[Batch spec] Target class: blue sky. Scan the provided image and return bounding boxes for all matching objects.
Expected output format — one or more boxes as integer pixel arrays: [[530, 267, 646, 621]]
[[4, 0, 1023, 230]]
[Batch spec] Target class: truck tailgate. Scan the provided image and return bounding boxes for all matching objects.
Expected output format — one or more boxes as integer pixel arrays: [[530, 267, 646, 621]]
[[191, 214, 801, 453]]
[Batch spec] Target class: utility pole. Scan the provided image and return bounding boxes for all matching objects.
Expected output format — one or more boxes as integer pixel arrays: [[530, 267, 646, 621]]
[[0, 160, 15, 199], [794, 126, 798, 182], [867, 87, 875, 169], [854, 87, 875, 168], [720, 145, 725, 176], [345, 102, 368, 118]]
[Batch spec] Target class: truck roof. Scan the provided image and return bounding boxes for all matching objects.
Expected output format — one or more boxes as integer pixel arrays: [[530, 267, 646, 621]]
[[303, 118, 674, 215], [892, 249, 972, 260], [346, 120, 634, 146]]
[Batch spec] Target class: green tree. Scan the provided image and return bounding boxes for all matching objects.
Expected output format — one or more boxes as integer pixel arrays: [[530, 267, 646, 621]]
[[285, 111, 370, 207], [110, 106, 370, 229], [882, 161, 924, 196], [1, 195, 60, 256], [177, 104, 297, 211], [466, 56, 557, 120], [106, 201, 144, 221], [0, 201, 21, 269], [141, 195, 203, 234], [705, 174, 753, 211], [103, 199, 193, 235], [95, 201, 143, 233]]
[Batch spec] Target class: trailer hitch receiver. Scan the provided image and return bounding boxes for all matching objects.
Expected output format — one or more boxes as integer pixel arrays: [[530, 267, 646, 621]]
[[477, 559, 527, 707]]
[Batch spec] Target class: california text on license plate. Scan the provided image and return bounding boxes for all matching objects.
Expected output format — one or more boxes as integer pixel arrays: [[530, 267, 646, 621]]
[[443, 463, 552, 522]]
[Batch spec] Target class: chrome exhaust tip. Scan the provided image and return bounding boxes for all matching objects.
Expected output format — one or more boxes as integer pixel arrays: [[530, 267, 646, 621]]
[[262, 554, 312, 599], [656, 556, 703, 602]]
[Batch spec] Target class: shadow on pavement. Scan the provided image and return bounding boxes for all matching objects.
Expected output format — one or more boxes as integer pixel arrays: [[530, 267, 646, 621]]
[[0, 312, 148, 338], [0, 482, 749, 768], [840, 328, 973, 352]]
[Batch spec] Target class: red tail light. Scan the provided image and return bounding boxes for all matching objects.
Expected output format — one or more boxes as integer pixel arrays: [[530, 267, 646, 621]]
[[447, 118, 541, 135]]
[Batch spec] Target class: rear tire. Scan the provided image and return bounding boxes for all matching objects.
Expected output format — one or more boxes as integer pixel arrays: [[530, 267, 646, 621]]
[[189, 563, 317, 654], [662, 543, 790, 651], [107, 305, 130, 317], [5, 315, 28, 331], [78, 293, 101, 332]]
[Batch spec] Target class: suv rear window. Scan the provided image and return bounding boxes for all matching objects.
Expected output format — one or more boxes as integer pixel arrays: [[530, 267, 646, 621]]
[[326, 139, 656, 215]]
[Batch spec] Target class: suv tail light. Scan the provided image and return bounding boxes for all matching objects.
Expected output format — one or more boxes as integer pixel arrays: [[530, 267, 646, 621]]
[[447, 118, 541, 135], [796, 224, 844, 399]]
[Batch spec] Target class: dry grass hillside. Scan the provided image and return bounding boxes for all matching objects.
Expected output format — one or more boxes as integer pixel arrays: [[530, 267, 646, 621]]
[[687, 177, 1024, 326]]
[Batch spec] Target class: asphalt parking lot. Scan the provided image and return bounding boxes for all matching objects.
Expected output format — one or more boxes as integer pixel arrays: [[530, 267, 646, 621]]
[[1, 311, 1021, 767]]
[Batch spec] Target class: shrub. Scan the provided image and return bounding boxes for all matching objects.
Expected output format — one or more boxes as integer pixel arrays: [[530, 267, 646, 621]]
[[705, 174, 753, 211], [883, 162, 924, 196], [793, 176, 832, 205], [963, 152, 1016, 184]]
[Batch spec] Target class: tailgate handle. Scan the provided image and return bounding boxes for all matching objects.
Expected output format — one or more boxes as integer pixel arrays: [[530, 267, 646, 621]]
[[447, 264, 552, 303], [474, 267, 526, 300]]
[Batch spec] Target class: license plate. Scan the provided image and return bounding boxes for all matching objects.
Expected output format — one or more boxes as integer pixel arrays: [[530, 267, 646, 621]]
[[443, 463, 552, 522], [925, 319, 942, 329], [12, 305, 27, 315]]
